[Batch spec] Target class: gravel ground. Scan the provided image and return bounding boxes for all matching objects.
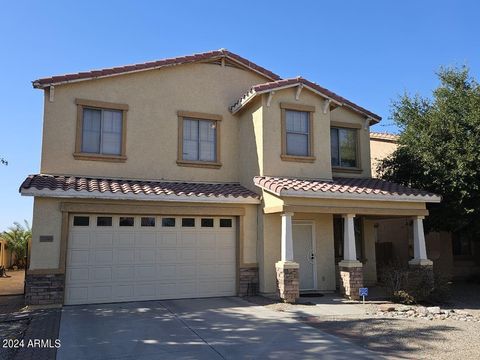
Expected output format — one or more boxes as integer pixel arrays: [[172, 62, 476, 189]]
[[304, 315, 480, 359], [248, 282, 480, 359]]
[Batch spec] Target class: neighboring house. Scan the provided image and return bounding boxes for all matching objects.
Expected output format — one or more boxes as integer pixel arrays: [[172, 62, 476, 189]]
[[370, 132, 480, 280], [20, 49, 441, 306], [0, 239, 14, 268]]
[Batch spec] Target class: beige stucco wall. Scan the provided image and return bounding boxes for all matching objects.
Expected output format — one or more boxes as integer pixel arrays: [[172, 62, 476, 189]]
[[375, 217, 453, 277], [29, 197, 258, 270], [258, 212, 336, 294], [370, 138, 397, 177], [260, 89, 332, 179], [41, 62, 268, 183], [238, 97, 263, 192], [30, 197, 62, 269]]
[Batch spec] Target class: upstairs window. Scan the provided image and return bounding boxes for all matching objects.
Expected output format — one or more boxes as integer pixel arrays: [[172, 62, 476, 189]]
[[286, 110, 310, 156], [177, 111, 222, 168], [75, 99, 128, 161], [183, 118, 216, 161], [331, 127, 358, 168], [280, 103, 315, 162], [82, 108, 122, 155]]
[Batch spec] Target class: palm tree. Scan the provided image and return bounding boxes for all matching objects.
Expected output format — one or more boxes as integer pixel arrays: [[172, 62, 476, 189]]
[[1, 221, 31, 268]]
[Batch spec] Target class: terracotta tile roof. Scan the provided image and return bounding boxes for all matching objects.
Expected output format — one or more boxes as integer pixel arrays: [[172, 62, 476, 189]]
[[370, 132, 400, 142], [230, 77, 382, 122], [254, 176, 440, 202], [20, 174, 260, 202], [32, 49, 281, 88]]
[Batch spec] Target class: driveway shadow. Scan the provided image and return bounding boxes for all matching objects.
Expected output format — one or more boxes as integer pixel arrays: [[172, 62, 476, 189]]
[[57, 297, 381, 360]]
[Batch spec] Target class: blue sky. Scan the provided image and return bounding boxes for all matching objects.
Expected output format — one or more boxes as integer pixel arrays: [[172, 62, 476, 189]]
[[0, 0, 479, 231]]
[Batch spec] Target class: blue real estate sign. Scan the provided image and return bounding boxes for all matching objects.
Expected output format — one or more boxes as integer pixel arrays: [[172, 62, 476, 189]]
[[359, 288, 368, 297]]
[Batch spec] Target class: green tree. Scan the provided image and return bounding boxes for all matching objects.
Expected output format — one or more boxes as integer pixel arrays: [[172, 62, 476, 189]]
[[1, 221, 31, 267], [378, 66, 480, 237]]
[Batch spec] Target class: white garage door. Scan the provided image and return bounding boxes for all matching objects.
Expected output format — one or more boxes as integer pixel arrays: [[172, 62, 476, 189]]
[[65, 214, 236, 305]]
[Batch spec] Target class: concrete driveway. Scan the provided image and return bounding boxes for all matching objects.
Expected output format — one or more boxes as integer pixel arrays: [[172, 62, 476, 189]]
[[57, 297, 381, 360]]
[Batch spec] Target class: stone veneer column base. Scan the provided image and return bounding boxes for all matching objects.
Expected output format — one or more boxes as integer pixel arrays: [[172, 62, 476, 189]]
[[238, 266, 259, 296], [25, 273, 65, 305], [338, 261, 363, 300], [408, 261, 434, 299], [275, 261, 299, 303]]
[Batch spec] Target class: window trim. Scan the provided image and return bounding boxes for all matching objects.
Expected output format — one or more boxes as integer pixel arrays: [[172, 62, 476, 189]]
[[280, 103, 316, 163], [74, 98, 128, 162], [330, 121, 362, 172], [177, 111, 222, 169]]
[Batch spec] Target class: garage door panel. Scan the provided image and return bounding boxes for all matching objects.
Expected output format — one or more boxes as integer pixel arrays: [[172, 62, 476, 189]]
[[135, 248, 156, 263], [94, 233, 114, 248], [179, 232, 196, 247], [94, 250, 113, 264], [157, 249, 178, 263], [115, 266, 135, 281], [159, 232, 178, 247], [114, 284, 134, 299], [197, 249, 216, 262], [135, 283, 156, 297], [91, 267, 113, 282], [66, 268, 90, 282], [157, 265, 176, 280], [177, 265, 196, 279], [66, 215, 237, 305], [178, 249, 196, 262], [135, 265, 156, 280], [156, 283, 176, 297], [116, 233, 134, 247], [197, 233, 216, 247], [216, 248, 235, 262], [69, 249, 90, 266], [135, 232, 156, 247], [69, 232, 90, 248], [90, 285, 113, 301], [116, 249, 135, 264]]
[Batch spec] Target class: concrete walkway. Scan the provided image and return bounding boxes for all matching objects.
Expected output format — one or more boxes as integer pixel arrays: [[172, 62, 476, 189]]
[[57, 297, 382, 360]]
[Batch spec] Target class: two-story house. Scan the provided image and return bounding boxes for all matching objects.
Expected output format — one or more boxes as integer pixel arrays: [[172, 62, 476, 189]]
[[21, 49, 441, 305]]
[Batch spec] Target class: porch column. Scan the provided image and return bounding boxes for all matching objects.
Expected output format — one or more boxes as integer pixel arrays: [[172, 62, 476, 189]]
[[338, 214, 363, 300], [281, 212, 294, 261], [407, 216, 434, 298], [275, 212, 299, 303], [408, 216, 433, 266]]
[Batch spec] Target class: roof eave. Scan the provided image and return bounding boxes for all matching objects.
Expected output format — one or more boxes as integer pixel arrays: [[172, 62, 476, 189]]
[[20, 188, 261, 204], [256, 185, 441, 203]]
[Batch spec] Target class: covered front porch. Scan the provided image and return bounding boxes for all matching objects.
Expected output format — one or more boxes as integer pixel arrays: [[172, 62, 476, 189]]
[[254, 176, 441, 303]]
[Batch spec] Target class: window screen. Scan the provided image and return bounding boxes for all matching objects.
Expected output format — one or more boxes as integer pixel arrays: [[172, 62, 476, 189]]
[[331, 127, 357, 167], [183, 118, 216, 162], [285, 110, 309, 156], [82, 108, 122, 155]]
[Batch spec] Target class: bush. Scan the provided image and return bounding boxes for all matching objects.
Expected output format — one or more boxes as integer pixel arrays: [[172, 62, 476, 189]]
[[379, 260, 436, 304]]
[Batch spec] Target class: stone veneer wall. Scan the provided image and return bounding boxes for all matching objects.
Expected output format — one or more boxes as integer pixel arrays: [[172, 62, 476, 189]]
[[238, 266, 259, 296], [25, 273, 65, 305], [408, 264, 434, 300], [338, 266, 363, 300], [275, 263, 299, 303]]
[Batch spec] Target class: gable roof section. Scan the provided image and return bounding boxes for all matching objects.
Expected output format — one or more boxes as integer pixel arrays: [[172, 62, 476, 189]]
[[254, 176, 440, 203], [230, 77, 382, 122], [20, 174, 260, 204], [32, 49, 281, 88]]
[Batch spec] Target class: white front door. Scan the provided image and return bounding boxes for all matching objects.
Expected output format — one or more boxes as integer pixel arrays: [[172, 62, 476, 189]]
[[293, 222, 316, 290]]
